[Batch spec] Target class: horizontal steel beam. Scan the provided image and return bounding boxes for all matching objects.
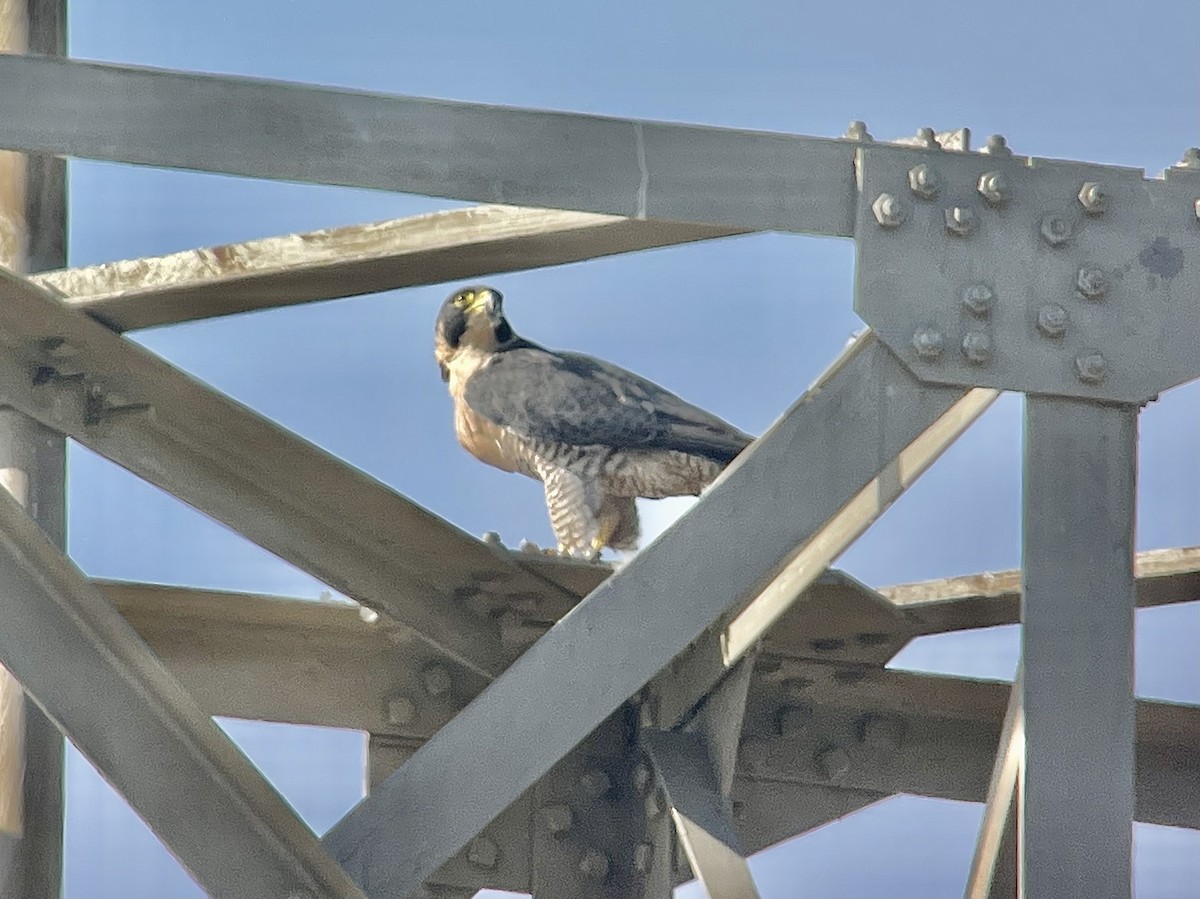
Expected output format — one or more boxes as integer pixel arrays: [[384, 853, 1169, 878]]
[[0, 479, 364, 899], [33, 206, 743, 331], [0, 265, 577, 678], [0, 54, 857, 235]]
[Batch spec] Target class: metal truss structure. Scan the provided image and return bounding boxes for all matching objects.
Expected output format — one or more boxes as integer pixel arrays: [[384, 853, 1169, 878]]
[[0, 11, 1198, 899]]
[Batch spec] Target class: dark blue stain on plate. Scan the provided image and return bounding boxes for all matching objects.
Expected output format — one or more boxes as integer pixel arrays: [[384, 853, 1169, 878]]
[[1138, 237, 1184, 279]]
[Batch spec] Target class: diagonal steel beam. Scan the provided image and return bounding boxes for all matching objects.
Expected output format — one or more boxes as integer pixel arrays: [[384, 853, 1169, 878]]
[[32, 206, 743, 332], [964, 671, 1022, 899], [0, 265, 553, 678], [0, 474, 366, 899], [0, 54, 856, 235], [320, 331, 991, 898]]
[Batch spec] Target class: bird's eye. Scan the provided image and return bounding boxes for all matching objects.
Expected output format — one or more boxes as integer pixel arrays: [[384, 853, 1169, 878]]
[[455, 291, 474, 308]]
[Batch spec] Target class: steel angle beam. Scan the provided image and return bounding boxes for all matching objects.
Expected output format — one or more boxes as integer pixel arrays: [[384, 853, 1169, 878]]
[[320, 331, 989, 898], [964, 673, 1022, 899], [1020, 399, 1137, 899], [0, 54, 856, 235], [0, 479, 364, 899], [0, 265, 575, 677], [33, 206, 743, 332], [882, 545, 1200, 636]]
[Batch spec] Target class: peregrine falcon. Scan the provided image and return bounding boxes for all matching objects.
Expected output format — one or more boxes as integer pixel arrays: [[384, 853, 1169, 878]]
[[434, 285, 754, 559]]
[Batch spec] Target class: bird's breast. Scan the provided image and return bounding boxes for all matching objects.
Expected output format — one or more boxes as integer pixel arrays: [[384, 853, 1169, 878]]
[[446, 349, 528, 476]]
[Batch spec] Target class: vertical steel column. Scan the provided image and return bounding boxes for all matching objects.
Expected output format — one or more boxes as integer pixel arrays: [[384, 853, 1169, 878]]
[[0, 2, 67, 897], [1020, 398, 1137, 899]]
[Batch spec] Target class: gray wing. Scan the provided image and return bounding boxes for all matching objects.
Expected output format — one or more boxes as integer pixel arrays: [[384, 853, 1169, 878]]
[[464, 346, 752, 464]]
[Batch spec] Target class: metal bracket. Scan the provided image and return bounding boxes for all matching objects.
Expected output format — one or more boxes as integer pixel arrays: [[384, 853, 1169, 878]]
[[854, 143, 1200, 403]]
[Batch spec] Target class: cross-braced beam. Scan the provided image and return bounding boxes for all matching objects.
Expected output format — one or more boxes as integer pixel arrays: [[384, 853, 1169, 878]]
[[0, 474, 365, 899], [32, 205, 742, 332], [320, 331, 994, 897]]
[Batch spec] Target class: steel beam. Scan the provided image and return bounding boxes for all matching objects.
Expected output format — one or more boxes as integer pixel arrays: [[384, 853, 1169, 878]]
[[0, 4, 66, 895], [32, 206, 742, 332], [0, 54, 856, 235], [0, 265, 576, 678], [1020, 398, 1138, 899], [320, 332, 986, 897], [0, 477, 365, 899], [964, 673, 1022, 899]]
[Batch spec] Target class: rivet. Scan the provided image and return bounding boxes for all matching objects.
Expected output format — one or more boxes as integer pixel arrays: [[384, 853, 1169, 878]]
[[1076, 266, 1108, 299], [776, 704, 814, 737], [982, 134, 1013, 157], [518, 539, 542, 554], [911, 327, 944, 361], [857, 714, 907, 751], [977, 171, 1009, 205], [579, 850, 611, 881], [1078, 182, 1108, 214], [1177, 147, 1200, 169], [1039, 214, 1071, 247], [579, 769, 612, 798], [961, 283, 995, 316], [631, 762, 652, 796], [1037, 304, 1069, 338], [961, 331, 992, 365], [645, 790, 666, 820], [539, 803, 574, 834], [907, 163, 940, 199], [466, 837, 499, 869], [815, 746, 852, 783], [481, 531, 503, 547], [843, 120, 873, 142], [872, 192, 908, 228], [633, 842, 655, 874], [385, 695, 416, 726], [421, 665, 453, 697], [944, 205, 976, 236], [357, 604, 380, 624], [1076, 352, 1107, 384]]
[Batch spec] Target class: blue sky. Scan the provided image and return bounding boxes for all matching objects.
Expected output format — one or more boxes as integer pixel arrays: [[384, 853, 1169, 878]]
[[48, 0, 1200, 896]]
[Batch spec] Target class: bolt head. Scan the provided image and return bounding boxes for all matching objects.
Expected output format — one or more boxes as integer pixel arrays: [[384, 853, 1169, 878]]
[[466, 837, 499, 869], [385, 695, 416, 726], [1037, 304, 1069, 338], [579, 769, 612, 798], [914, 126, 938, 148], [1076, 352, 1107, 384], [872, 192, 908, 228], [1040, 214, 1071, 246], [977, 171, 1009, 205], [775, 703, 814, 737], [579, 850, 611, 881], [911, 327, 944, 360], [907, 163, 940, 199], [631, 762, 652, 795], [633, 842, 655, 874], [815, 746, 852, 782], [982, 134, 1013, 157], [844, 120, 873, 142], [1077, 181, 1108, 214], [857, 714, 906, 751], [1177, 147, 1200, 169], [1076, 266, 1109, 299], [961, 283, 995, 316], [961, 331, 992, 365], [944, 205, 976, 236], [421, 665, 453, 697], [539, 802, 574, 834]]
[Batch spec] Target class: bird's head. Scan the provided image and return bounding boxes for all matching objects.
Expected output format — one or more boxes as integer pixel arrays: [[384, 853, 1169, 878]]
[[434, 286, 515, 381]]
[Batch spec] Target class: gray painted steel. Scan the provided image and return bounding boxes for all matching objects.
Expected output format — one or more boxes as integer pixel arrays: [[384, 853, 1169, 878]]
[[0, 267, 525, 678], [1020, 398, 1137, 899], [855, 144, 1200, 403], [0, 483, 366, 899], [0, 55, 855, 236], [321, 335, 974, 898]]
